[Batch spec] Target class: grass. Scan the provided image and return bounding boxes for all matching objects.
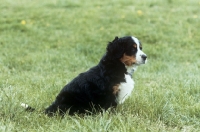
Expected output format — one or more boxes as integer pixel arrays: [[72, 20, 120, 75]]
[[0, 0, 200, 131]]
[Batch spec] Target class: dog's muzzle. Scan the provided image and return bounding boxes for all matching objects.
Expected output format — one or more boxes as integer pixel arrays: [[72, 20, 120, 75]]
[[141, 54, 147, 64], [141, 54, 147, 60]]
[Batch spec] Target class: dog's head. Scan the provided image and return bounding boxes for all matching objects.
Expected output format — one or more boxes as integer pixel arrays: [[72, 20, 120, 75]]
[[107, 36, 147, 67]]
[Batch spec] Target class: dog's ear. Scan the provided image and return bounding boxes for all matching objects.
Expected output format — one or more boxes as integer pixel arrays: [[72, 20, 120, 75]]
[[106, 36, 119, 54], [113, 36, 119, 41], [106, 36, 124, 59]]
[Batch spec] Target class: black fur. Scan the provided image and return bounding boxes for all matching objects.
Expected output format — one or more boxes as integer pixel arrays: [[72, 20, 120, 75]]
[[44, 36, 137, 116]]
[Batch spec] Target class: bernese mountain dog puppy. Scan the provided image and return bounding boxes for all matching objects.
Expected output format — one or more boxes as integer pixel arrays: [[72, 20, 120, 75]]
[[21, 36, 147, 116]]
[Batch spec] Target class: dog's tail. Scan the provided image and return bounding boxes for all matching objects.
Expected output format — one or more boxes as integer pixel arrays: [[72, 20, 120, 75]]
[[20, 103, 35, 112]]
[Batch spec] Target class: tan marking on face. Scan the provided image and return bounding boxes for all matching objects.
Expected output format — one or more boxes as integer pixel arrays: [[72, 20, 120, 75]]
[[113, 84, 120, 95], [133, 44, 137, 48], [120, 53, 136, 66]]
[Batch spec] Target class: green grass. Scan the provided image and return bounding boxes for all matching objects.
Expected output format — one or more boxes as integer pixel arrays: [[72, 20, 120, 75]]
[[0, 0, 200, 131]]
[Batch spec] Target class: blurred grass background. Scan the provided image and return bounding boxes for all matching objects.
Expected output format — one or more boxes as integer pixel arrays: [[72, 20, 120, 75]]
[[0, 0, 200, 131]]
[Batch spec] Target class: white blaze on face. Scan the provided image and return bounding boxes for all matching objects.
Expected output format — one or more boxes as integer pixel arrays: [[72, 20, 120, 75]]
[[131, 37, 147, 65]]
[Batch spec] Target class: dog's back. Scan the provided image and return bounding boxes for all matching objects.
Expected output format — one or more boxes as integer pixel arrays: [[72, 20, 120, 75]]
[[45, 64, 117, 116]]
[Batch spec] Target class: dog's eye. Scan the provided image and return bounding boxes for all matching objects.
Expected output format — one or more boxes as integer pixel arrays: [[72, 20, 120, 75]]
[[132, 49, 136, 54]]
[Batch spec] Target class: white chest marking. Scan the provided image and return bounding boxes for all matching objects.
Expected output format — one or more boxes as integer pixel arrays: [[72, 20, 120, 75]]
[[116, 74, 134, 104]]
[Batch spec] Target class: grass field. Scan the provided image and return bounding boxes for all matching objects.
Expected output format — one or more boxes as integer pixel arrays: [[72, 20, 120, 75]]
[[0, 0, 200, 131]]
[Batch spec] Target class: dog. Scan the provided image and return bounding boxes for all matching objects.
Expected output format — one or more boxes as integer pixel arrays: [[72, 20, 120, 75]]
[[21, 36, 147, 116]]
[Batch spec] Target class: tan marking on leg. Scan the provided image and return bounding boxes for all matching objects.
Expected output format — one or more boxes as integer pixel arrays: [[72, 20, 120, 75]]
[[113, 84, 120, 95]]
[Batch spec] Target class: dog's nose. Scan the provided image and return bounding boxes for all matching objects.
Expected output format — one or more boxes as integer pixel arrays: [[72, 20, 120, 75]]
[[141, 55, 147, 60]]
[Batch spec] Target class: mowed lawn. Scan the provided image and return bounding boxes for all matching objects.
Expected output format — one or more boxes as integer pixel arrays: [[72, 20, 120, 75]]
[[0, 0, 200, 131]]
